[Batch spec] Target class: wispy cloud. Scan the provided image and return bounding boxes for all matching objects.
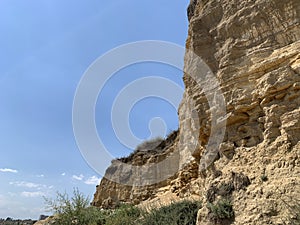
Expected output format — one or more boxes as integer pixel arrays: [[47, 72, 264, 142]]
[[36, 174, 45, 178], [0, 168, 18, 173], [10, 181, 40, 188], [21, 191, 45, 198], [9, 181, 53, 199], [61, 172, 66, 176], [72, 174, 84, 181], [84, 176, 101, 185], [9, 181, 51, 190]]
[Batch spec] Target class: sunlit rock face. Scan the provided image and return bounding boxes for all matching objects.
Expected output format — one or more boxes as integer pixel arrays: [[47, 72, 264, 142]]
[[180, 0, 300, 168], [92, 131, 179, 208], [181, 0, 300, 224], [92, 1, 300, 224]]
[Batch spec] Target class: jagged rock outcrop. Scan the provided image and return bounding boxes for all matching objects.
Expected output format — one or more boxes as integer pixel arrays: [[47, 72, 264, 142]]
[[93, 0, 300, 224]]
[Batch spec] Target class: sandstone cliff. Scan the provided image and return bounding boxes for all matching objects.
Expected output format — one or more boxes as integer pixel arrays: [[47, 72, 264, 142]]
[[92, 131, 179, 208], [93, 0, 300, 224]]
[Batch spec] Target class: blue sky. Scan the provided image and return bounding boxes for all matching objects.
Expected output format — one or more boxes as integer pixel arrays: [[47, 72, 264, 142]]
[[0, 0, 188, 219]]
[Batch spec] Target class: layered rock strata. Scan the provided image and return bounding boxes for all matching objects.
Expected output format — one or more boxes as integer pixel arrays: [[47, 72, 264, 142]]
[[93, 1, 300, 224]]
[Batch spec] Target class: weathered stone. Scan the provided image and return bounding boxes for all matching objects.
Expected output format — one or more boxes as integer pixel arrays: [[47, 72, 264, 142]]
[[92, 1, 300, 224]]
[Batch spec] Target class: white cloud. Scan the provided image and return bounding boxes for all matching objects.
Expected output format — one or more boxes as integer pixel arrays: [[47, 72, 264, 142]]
[[72, 174, 84, 181], [9, 181, 52, 191], [0, 168, 18, 173], [10, 181, 40, 188], [37, 174, 45, 178], [21, 191, 45, 198], [61, 172, 66, 176], [84, 176, 101, 185]]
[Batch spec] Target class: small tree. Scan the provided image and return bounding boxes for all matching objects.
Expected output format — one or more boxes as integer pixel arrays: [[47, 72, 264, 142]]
[[44, 188, 105, 225]]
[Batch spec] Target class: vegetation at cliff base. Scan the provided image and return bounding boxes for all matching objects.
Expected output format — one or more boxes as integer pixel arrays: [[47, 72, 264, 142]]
[[44, 189, 201, 225], [141, 200, 202, 225], [44, 188, 107, 225], [207, 198, 234, 221]]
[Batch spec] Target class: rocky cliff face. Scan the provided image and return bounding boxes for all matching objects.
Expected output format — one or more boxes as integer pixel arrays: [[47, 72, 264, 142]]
[[93, 0, 300, 224], [92, 131, 179, 208]]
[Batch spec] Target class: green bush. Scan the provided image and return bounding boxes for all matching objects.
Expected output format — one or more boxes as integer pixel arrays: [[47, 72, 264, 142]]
[[45, 189, 201, 225], [141, 200, 202, 225], [44, 188, 107, 225], [105, 204, 143, 225], [207, 198, 234, 220]]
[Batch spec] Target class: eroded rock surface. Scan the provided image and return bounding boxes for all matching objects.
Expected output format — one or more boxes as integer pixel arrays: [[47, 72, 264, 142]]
[[92, 131, 179, 208], [93, 1, 300, 224], [181, 0, 300, 224]]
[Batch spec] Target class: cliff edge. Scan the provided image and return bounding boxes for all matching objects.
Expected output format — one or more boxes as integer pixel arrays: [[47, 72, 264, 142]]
[[93, 1, 300, 224]]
